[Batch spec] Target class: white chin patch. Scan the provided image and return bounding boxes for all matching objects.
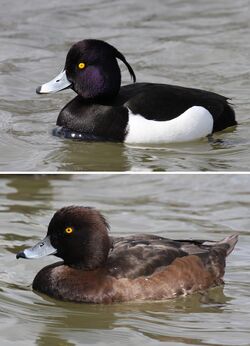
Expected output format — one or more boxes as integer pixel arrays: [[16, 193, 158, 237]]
[[125, 106, 214, 144]]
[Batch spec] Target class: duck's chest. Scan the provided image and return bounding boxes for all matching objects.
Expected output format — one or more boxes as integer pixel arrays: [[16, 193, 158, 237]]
[[56, 98, 129, 141]]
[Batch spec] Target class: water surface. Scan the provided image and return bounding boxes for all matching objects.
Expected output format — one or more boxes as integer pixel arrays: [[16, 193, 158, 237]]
[[0, 174, 249, 345], [0, 0, 249, 171]]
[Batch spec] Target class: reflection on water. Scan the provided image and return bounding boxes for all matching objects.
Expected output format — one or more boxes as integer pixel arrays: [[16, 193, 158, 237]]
[[0, 284, 234, 346], [0, 174, 249, 345], [52, 141, 129, 172], [32, 288, 230, 345], [0, 0, 249, 171]]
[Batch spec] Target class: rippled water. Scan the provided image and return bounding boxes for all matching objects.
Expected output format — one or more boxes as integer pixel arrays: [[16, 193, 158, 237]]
[[0, 174, 249, 345], [0, 0, 249, 171]]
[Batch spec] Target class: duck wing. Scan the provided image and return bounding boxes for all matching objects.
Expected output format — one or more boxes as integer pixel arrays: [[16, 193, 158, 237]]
[[106, 234, 238, 279], [118, 83, 236, 132]]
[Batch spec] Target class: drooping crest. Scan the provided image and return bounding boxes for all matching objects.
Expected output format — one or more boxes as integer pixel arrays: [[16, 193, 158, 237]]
[[113, 47, 136, 83]]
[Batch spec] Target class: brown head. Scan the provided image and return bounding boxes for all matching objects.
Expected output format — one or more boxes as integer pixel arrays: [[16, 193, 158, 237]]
[[16, 206, 111, 270]]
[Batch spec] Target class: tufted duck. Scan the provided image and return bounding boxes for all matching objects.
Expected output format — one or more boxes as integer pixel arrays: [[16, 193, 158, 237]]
[[36, 39, 237, 143], [17, 206, 238, 303]]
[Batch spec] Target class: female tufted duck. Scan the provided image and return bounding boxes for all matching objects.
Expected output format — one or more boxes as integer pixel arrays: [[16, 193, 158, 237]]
[[36, 39, 237, 143], [17, 206, 238, 304]]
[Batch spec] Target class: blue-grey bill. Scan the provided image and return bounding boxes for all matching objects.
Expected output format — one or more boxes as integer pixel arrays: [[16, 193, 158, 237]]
[[16, 235, 57, 259], [36, 70, 71, 94]]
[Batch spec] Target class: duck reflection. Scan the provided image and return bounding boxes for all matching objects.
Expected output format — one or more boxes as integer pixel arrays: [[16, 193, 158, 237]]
[[48, 140, 130, 171], [34, 287, 232, 345]]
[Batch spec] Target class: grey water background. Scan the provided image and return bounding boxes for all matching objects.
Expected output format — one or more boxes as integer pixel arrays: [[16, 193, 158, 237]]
[[0, 0, 249, 171], [0, 174, 249, 345]]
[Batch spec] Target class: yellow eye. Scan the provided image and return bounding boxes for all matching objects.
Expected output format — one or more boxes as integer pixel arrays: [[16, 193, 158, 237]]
[[78, 62, 85, 69], [65, 227, 73, 234]]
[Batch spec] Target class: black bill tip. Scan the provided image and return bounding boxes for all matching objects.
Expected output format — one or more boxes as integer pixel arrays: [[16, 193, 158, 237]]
[[16, 251, 26, 259], [36, 86, 42, 94]]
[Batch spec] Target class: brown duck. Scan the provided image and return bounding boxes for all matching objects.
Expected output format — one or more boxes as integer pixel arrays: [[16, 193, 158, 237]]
[[16, 206, 238, 304]]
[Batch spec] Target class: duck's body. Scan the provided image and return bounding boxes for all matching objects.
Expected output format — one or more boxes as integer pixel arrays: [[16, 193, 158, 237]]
[[57, 83, 235, 143], [37, 39, 237, 143], [17, 206, 238, 304]]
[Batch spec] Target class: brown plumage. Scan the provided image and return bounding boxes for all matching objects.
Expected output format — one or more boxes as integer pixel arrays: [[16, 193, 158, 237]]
[[16, 206, 238, 304]]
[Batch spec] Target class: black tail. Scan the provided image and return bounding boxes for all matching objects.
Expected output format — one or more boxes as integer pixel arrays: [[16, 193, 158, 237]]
[[213, 102, 237, 132], [219, 234, 239, 256]]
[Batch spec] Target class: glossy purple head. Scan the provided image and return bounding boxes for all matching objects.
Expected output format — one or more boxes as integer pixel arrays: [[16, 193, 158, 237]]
[[37, 39, 136, 102]]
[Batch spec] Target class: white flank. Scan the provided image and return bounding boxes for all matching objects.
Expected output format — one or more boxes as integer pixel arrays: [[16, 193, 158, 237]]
[[125, 106, 214, 143]]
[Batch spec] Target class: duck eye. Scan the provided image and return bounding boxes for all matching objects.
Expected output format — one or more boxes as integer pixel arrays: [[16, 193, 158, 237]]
[[78, 62, 85, 69], [65, 227, 73, 234]]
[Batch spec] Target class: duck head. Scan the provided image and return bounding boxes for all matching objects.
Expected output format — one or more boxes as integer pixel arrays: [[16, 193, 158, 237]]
[[36, 39, 136, 102], [16, 206, 111, 270]]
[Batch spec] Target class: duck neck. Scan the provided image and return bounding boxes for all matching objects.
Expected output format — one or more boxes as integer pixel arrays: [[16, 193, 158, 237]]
[[66, 260, 100, 271], [77, 93, 117, 105]]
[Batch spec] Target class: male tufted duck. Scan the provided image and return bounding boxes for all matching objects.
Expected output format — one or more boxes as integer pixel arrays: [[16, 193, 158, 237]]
[[17, 206, 238, 303], [36, 39, 237, 143]]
